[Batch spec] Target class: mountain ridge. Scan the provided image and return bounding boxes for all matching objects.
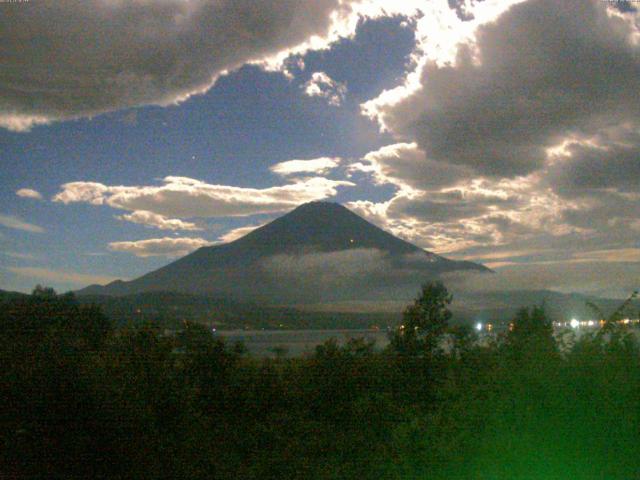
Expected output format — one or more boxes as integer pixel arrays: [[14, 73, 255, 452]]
[[77, 201, 490, 303]]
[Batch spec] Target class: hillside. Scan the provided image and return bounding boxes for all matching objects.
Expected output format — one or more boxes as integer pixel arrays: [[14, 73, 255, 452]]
[[78, 201, 490, 304]]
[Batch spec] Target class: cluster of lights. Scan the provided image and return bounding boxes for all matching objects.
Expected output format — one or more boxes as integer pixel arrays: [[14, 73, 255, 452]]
[[554, 318, 640, 329], [475, 322, 493, 332], [396, 318, 639, 334], [480, 318, 639, 332]]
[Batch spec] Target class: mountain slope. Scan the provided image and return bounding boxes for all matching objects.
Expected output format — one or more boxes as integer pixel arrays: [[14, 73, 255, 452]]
[[78, 201, 490, 303]]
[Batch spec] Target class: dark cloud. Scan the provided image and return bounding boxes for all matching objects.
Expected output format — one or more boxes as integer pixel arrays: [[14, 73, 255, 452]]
[[611, 1, 637, 13], [367, 0, 640, 177], [447, 0, 476, 21], [351, 0, 640, 289], [0, 0, 354, 130], [560, 192, 640, 233], [479, 214, 536, 236], [547, 129, 640, 196], [387, 193, 491, 222], [351, 142, 473, 190]]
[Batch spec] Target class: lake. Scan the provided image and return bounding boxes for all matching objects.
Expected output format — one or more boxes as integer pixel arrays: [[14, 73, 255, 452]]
[[214, 325, 640, 357]]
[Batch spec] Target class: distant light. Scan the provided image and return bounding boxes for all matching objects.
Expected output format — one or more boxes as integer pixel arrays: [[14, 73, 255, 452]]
[[475, 322, 483, 332], [587, 320, 595, 327], [570, 318, 579, 329], [349, 238, 354, 243]]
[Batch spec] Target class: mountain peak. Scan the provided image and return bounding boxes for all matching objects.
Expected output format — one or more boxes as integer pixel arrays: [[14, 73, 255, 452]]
[[78, 202, 490, 301], [234, 200, 420, 256], [291, 200, 345, 211], [281, 201, 355, 222]]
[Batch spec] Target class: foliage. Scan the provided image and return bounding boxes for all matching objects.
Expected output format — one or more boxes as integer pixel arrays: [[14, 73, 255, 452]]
[[504, 305, 557, 361], [1, 285, 640, 479], [390, 280, 452, 356]]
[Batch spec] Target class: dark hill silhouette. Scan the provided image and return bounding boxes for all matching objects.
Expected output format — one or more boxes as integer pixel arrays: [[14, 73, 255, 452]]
[[4, 287, 636, 329], [77, 201, 490, 303]]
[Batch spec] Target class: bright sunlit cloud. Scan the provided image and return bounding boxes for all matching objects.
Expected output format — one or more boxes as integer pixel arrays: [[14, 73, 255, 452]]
[[53, 176, 354, 220], [16, 188, 43, 200], [270, 157, 341, 176]]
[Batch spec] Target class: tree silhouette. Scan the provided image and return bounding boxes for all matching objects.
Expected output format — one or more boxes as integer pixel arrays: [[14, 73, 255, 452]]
[[391, 281, 452, 356], [505, 305, 557, 360]]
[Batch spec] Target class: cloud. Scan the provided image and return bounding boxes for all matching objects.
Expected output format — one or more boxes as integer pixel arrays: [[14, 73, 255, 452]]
[[0, 214, 44, 233], [347, 170, 588, 255], [363, 0, 640, 177], [258, 248, 413, 303], [345, 0, 640, 290], [386, 192, 497, 223], [0, 0, 366, 131], [255, 248, 474, 304], [545, 126, 640, 196], [262, 249, 450, 286], [349, 143, 471, 190], [218, 224, 266, 243], [53, 175, 353, 218], [262, 248, 389, 279], [453, 247, 640, 271], [108, 237, 213, 258], [52, 182, 108, 206], [573, 248, 640, 263], [443, 260, 640, 299], [16, 188, 43, 200], [302, 71, 347, 106], [116, 210, 203, 231], [270, 157, 341, 176], [7, 267, 120, 287]]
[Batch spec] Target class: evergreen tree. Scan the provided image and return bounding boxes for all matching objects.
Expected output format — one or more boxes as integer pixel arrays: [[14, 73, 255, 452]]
[[391, 281, 452, 356]]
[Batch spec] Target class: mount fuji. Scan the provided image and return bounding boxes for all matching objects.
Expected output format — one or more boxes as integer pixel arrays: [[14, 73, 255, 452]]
[[78, 202, 490, 305]]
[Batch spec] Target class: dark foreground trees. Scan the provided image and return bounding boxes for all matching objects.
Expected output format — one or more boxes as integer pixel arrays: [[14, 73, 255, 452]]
[[390, 281, 452, 356], [1, 286, 640, 479]]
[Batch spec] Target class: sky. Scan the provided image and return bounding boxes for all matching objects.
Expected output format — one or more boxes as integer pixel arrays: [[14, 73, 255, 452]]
[[1, 0, 639, 298]]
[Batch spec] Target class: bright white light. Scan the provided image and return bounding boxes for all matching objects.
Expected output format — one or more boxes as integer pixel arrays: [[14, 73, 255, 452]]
[[475, 322, 483, 332], [570, 318, 580, 329], [587, 320, 595, 327]]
